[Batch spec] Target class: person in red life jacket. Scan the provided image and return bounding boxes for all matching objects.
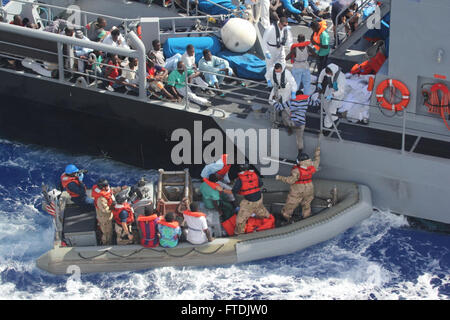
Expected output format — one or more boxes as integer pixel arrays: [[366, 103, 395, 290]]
[[91, 179, 128, 245], [137, 207, 160, 248], [232, 164, 271, 235], [276, 146, 320, 222], [157, 212, 181, 248], [112, 193, 135, 245], [60, 164, 94, 208], [182, 201, 214, 245]]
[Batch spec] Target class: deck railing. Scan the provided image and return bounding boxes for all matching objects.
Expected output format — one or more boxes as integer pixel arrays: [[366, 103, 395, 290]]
[[334, 0, 376, 48], [0, 22, 147, 99], [0, 15, 449, 157], [5, 0, 140, 35]]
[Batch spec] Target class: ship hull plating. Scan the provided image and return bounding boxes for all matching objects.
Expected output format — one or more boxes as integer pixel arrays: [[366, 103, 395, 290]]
[[1, 69, 449, 225]]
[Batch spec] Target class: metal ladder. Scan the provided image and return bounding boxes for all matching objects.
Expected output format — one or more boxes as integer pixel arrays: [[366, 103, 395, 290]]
[[320, 91, 343, 141]]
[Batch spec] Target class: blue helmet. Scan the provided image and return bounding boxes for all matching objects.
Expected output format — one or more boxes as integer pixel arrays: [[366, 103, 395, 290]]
[[65, 164, 79, 174]]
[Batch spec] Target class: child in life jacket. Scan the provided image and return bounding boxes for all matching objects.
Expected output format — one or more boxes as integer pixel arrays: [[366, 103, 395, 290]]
[[157, 212, 182, 248]]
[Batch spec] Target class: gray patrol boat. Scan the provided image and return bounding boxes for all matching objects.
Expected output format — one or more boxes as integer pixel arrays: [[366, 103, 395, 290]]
[[0, 0, 449, 231]]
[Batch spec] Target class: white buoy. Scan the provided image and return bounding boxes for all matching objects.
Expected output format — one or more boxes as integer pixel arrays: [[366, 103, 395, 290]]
[[221, 18, 257, 53]]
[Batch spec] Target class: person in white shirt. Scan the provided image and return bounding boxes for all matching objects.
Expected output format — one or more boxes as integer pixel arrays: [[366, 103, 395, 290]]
[[148, 39, 181, 71], [181, 44, 211, 93], [114, 57, 138, 91], [102, 28, 130, 49], [182, 201, 214, 245], [74, 30, 94, 73], [262, 16, 293, 85], [198, 49, 234, 97]]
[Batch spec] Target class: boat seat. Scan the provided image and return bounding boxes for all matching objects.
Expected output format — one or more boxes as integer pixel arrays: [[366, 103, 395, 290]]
[[197, 203, 226, 238], [62, 203, 98, 247]]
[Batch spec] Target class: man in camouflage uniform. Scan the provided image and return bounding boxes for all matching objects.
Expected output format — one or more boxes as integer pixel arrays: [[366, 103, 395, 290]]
[[91, 179, 127, 245], [232, 164, 271, 235], [276, 146, 320, 221]]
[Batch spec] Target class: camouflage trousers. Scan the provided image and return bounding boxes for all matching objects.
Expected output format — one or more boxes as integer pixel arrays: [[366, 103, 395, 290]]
[[281, 183, 314, 220], [114, 223, 135, 245], [96, 209, 113, 245], [235, 195, 270, 235]]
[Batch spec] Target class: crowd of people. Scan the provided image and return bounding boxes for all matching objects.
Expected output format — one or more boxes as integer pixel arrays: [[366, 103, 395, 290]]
[[59, 142, 322, 249], [3, 2, 369, 128], [58, 163, 215, 248], [261, 0, 369, 134]]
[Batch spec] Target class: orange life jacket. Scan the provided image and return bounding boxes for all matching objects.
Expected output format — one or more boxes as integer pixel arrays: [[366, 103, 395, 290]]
[[216, 154, 231, 177], [203, 177, 220, 191], [313, 20, 327, 52], [91, 184, 113, 209], [112, 202, 135, 225], [238, 170, 261, 196], [183, 210, 206, 218], [158, 219, 179, 229], [350, 51, 386, 75], [290, 41, 311, 63], [137, 214, 159, 247], [136, 25, 142, 39], [293, 165, 316, 184], [60, 173, 85, 198], [221, 214, 275, 236]]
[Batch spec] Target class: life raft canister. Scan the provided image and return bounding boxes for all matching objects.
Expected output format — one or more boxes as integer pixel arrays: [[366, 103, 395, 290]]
[[376, 79, 410, 112], [112, 202, 135, 225], [137, 214, 159, 248]]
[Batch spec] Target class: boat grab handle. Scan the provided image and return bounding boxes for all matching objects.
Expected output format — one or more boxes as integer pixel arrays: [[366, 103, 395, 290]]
[[211, 108, 226, 119]]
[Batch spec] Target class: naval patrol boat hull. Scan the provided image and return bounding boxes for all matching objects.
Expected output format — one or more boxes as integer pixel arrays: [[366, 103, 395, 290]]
[[1, 0, 449, 229], [1, 66, 449, 229], [36, 178, 372, 275]]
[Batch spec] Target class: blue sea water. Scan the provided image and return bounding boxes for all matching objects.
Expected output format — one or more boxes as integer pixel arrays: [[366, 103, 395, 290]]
[[0, 138, 448, 300]]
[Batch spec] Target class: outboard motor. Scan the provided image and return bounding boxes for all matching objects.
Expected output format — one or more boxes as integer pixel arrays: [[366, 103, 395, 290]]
[[120, 176, 156, 215]]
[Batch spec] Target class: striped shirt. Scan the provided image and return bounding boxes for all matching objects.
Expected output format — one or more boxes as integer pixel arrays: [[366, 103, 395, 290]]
[[290, 96, 320, 125]]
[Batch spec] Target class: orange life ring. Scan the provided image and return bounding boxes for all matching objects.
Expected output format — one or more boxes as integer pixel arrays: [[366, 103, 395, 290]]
[[376, 79, 410, 112]]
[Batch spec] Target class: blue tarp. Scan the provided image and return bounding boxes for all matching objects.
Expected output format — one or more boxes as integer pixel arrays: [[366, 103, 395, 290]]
[[163, 36, 222, 63], [217, 50, 266, 80], [2, 0, 10, 5], [197, 0, 245, 15]]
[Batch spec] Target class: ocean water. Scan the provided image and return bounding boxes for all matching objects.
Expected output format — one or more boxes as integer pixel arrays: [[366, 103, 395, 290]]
[[0, 139, 448, 300]]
